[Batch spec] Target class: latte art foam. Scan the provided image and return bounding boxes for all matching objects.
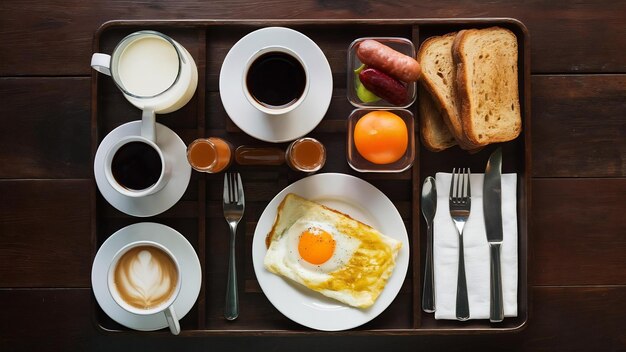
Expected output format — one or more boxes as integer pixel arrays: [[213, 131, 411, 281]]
[[113, 246, 178, 310]]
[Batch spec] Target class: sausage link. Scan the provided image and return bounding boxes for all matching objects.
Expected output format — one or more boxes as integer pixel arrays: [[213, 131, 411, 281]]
[[359, 68, 409, 106], [356, 39, 421, 82]]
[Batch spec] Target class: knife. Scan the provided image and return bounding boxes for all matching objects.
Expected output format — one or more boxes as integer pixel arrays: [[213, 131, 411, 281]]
[[483, 147, 504, 322], [421, 176, 437, 313]]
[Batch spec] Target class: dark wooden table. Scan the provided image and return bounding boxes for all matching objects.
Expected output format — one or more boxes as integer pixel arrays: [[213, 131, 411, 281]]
[[1, 1, 624, 351]]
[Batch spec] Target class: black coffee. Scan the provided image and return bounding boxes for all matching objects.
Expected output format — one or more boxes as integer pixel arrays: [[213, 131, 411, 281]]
[[111, 141, 162, 191], [246, 52, 306, 108]]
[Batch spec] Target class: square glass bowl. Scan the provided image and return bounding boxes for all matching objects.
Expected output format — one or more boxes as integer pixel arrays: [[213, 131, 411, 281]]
[[347, 37, 417, 109], [347, 108, 415, 173]]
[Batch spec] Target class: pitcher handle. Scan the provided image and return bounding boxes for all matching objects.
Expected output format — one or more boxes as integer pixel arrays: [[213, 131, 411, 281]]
[[91, 53, 112, 76], [141, 109, 156, 142]]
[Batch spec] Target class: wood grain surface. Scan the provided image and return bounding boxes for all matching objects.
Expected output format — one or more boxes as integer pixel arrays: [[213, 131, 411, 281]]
[[1, 1, 625, 75], [532, 75, 626, 177], [0, 0, 625, 351], [0, 180, 93, 287], [1, 287, 624, 351], [532, 179, 626, 286], [0, 78, 92, 179]]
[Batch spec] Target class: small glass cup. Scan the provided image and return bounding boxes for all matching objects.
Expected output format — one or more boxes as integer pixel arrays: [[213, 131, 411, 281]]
[[285, 137, 326, 173], [347, 37, 417, 109], [187, 137, 233, 173]]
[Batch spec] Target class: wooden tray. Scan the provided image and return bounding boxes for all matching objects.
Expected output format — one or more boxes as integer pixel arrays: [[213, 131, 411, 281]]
[[90, 18, 530, 335]]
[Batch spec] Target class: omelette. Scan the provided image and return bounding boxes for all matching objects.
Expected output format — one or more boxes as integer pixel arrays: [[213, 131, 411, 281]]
[[264, 193, 402, 308]]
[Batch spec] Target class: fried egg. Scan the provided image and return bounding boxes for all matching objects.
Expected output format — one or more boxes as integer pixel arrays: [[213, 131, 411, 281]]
[[264, 193, 402, 308]]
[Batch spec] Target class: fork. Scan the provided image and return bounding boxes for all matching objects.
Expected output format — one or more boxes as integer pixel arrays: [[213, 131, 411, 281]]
[[223, 172, 245, 320], [449, 168, 471, 320]]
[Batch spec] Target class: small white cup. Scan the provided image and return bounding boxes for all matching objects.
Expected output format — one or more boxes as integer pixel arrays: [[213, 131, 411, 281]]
[[103, 109, 169, 198], [91, 30, 198, 116], [242, 46, 309, 116], [103, 138, 168, 198], [108, 241, 182, 335]]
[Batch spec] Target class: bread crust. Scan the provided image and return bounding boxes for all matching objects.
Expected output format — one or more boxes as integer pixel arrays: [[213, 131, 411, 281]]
[[263, 193, 401, 309], [452, 27, 521, 146], [417, 33, 481, 150], [451, 29, 473, 143], [266, 193, 375, 248], [418, 85, 456, 152]]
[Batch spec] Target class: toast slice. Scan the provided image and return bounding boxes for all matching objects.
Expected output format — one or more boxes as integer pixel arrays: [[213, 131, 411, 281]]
[[418, 85, 457, 152], [264, 193, 401, 308], [417, 33, 480, 150], [453, 27, 522, 146]]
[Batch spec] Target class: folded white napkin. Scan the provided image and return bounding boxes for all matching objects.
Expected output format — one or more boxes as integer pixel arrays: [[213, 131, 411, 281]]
[[433, 172, 518, 320]]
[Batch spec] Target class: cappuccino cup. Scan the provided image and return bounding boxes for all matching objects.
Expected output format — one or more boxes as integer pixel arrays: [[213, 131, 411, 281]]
[[108, 241, 182, 335], [91, 30, 198, 117], [243, 46, 309, 115]]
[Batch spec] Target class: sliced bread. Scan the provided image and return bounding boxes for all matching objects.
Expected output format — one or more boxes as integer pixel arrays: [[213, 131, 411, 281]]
[[418, 85, 457, 152], [452, 27, 522, 146], [417, 33, 480, 150]]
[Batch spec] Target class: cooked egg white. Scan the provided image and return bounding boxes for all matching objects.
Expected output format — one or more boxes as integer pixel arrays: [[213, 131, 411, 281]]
[[264, 193, 402, 308]]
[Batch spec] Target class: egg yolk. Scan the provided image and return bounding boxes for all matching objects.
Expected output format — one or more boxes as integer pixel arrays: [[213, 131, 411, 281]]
[[298, 227, 336, 265], [353, 110, 408, 164]]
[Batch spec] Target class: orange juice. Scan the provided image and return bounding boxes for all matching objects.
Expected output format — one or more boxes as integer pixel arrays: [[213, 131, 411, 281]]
[[187, 138, 233, 173], [286, 138, 326, 172]]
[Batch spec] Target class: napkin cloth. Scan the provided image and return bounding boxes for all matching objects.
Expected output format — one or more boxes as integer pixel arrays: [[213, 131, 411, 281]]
[[433, 172, 518, 320]]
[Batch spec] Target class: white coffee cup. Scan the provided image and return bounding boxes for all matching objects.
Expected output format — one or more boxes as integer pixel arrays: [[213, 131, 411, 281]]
[[242, 46, 309, 116], [108, 241, 182, 335], [91, 30, 198, 117], [103, 112, 170, 198]]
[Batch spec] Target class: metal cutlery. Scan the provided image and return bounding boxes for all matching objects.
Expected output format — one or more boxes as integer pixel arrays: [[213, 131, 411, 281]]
[[483, 147, 504, 322], [449, 168, 471, 320], [421, 176, 437, 313], [223, 172, 245, 320]]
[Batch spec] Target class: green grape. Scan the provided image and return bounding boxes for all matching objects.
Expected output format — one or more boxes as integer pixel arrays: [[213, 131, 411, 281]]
[[354, 64, 380, 103]]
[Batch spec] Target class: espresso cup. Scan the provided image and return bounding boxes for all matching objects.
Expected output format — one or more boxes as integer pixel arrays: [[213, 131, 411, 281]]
[[104, 135, 169, 198], [242, 46, 309, 115], [108, 241, 182, 335], [103, 109, 170, 198], [91, 30, 198, 115]]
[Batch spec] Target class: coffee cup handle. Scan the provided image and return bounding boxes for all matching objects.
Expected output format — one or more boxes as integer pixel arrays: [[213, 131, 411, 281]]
[[141, 109, 156, 142], [91, 53, 112, 76], [164, 305, 180, 335]]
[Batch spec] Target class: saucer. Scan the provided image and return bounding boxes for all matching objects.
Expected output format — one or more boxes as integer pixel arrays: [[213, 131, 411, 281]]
[[91, 222, 201, 331], [219, 27, 333, 143], [94, 121, 191, 217]]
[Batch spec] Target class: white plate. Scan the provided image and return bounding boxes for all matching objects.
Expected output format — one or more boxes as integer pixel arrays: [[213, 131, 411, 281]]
[[219, 27, 333, 143], [94, 121, 191, 217], [252, 173, 410, 331], [91, 222, 201, 331]]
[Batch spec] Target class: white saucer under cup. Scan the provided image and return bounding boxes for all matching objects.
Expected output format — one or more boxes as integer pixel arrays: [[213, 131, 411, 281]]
[[219, 27, 333, 143], [92, 222, 201, 332], [94, 121, 191, 217]]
